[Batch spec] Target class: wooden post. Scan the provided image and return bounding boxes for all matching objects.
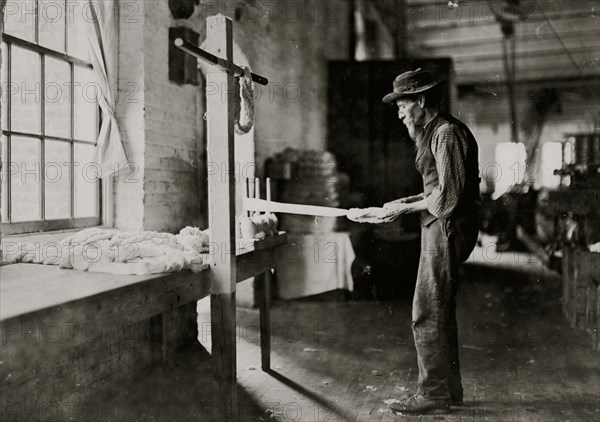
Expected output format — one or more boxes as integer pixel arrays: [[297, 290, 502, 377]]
[[205, 14, 238, 421], [257, 270, 272, 370]]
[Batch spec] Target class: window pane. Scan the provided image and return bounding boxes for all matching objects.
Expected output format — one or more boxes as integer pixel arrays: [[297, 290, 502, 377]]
[[45, 56, 71, 138], [11, 46, 41, 134], [4, 0, 36, 43], [1, 136, 8, 222], [1, 43, 7, 131], [45, 139, 71, 219], [493, 142, 527, 200], [11, 136, 41, 222], [66, 1, 89, 61], [540, 142, 562, 190], [74, 143, 98, 217], [39, 0, 66, 52], [74, 66, 98, 142]]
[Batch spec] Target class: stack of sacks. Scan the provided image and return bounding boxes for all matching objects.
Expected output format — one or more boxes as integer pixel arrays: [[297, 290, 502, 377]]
[[273, 148, 349, 234], [3, 226, 212, 275], [239, 212, 278, 240]]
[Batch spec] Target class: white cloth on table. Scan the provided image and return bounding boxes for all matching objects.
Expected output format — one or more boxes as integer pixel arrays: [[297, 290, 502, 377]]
[[274, 232, 355, 300], [2, 227, 210, 275]]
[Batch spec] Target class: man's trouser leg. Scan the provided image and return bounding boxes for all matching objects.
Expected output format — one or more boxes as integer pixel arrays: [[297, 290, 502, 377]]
[[412, 218, 458, 400], [446, 274, 462, 401], [446, 212, 479, 401]]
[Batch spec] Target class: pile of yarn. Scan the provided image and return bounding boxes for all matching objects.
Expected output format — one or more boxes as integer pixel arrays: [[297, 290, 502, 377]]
[[272, 148, 349, 234], [239, 212, 279, 240]]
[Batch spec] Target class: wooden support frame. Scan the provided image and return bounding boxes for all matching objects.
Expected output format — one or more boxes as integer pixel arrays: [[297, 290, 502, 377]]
[[257, 270, 272, 370], [3, 14, 282, 417], [174, 13, 281, 420], [203, 14, 239, 421]]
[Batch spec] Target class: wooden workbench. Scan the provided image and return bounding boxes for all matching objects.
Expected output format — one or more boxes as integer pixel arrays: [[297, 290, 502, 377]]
[[0, 232, 286, 421]]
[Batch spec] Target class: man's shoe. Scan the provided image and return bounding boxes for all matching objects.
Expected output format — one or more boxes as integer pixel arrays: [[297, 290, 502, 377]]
[[389, 394, 450, 414]]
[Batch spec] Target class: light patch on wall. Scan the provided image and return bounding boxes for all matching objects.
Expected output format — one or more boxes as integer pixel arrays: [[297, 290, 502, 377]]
[[539, 142, 562, 190], [493, 142, 527, 199]]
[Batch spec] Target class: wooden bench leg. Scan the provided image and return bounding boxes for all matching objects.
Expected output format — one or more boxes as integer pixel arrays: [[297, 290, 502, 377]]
[[258, 270, 272, 371], [211, 293, 238, 420]]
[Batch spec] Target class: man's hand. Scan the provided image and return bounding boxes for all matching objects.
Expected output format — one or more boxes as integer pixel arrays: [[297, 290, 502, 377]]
[[380, 202, 412, 222]]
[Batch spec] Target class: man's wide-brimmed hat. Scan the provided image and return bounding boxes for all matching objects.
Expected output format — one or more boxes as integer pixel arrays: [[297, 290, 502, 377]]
[[382, 68, 443, 103]]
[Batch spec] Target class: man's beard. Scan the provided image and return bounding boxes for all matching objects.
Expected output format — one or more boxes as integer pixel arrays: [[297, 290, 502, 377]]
[[405, 119, 426, 149]]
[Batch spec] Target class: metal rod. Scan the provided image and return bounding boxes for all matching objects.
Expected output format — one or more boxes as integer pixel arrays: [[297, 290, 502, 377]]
[[503, 36, 519, 143], [174, 38, 269, 85], [2, 130, 96, 145], [6, 43, 12, 223], [2, 34, 93, 68], [245, 178, 251, 217], [40, 52, 46, 221]]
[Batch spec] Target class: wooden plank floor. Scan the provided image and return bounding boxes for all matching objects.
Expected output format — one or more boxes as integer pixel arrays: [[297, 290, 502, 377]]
[[90, 248, 600, 422]]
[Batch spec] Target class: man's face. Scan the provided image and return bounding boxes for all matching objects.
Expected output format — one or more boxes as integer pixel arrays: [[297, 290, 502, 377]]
[[395, 97, 425, 126], [396, 97, 426, 141]]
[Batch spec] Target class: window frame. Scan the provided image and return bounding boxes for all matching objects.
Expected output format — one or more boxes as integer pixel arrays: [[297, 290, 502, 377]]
[[1, 26, 102, 235]]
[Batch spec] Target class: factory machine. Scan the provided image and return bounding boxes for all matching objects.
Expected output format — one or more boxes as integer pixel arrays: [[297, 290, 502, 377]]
[[518, 132, 600, 350]]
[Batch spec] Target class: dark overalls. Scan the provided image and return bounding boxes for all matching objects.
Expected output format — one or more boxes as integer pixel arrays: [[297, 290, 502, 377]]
[[412, 112, 481, 400]]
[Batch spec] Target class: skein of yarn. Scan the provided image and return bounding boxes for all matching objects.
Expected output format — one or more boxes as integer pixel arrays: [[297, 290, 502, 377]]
[[234, 66, 255, 135]]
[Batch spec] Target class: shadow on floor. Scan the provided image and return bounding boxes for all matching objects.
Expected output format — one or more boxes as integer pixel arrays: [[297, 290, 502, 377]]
[[94, 249, 599, 422], [90, 345, 266, 422]]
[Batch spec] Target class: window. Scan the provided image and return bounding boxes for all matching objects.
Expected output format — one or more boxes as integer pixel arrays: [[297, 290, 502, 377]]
[[493, 142, 527, 199], [539, 141, 562, 190], [1, 0, 101, 235]]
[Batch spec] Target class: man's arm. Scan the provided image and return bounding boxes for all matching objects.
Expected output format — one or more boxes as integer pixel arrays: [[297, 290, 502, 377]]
[[381, 194, 429, 221], [382, 196, 429, 219], [384, 193, 427, 207], [427, 124, 467, 219], [382, 124, 467, 220]]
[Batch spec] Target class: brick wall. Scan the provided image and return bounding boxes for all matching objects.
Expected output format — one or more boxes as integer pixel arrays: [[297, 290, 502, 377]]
[[114, 0, 146, 231], [115, 0, 351, 232], [142, 0, 204, 232]]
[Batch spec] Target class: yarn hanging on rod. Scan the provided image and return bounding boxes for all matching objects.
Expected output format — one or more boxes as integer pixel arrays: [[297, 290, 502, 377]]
[[234, 66, 255, 135]]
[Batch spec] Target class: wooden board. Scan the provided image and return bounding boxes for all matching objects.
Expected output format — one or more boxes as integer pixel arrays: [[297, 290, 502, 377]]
[[0, 264, 210, 323], [210, 293, 238, 420], [205, 14, 237, 296], [236, 232, 287, 255], [0, 264, 211, 412]]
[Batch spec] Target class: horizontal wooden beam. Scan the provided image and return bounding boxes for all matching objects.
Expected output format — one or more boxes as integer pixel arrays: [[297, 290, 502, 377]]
[[458, 74, 600, 89], [2, 33, 93, 68], [409, 7, 596, 30], [454, 61, 600, 85], [2, 217, 102, 236], [448, 45, 598, 63], [417, 28, 599, 50], [0, 264, 211, 328], [236, 249, 274, 283]]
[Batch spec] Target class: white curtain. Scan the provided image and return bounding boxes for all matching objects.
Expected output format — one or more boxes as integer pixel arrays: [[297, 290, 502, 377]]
[[87, 0, 128, 178]]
